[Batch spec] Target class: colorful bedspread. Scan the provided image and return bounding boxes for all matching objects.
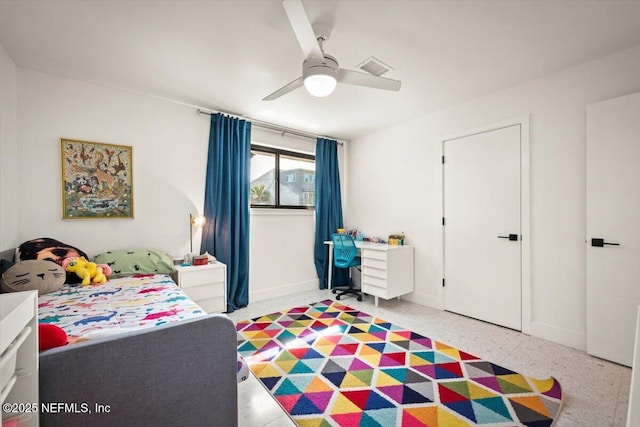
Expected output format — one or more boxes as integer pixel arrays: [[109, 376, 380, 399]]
[[38, 274, 206, 342]]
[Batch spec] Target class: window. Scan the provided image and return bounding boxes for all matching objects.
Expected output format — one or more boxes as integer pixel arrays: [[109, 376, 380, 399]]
[[250, 145, 315, 208]]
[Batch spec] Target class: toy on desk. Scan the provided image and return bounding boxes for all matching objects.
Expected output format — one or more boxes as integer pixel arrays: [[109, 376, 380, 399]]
[[388, 233, 405, 246]]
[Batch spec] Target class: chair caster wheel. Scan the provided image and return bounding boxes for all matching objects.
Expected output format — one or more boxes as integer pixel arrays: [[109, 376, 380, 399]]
[[332, 289, 337, 294], [336, 295, 341, 300], [357, 295, 362, 301]]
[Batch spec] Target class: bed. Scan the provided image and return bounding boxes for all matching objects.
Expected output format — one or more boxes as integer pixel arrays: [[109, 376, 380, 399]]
[[37, 273, 207, 342], [0, 246, 240, 427]]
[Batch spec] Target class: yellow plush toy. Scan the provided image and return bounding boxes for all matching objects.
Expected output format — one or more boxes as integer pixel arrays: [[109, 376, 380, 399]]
[[62, 257, 112, 286]]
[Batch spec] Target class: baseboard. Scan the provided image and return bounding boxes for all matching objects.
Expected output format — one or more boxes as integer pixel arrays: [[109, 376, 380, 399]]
[[530, 321, 587, 351], [250, 279, 319, 303], [401, 291, 440, 309]]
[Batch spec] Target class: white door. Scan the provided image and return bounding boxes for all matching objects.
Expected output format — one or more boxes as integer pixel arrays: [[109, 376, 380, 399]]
[[586, 92, 640, 367], [444, 125, 521, 330]]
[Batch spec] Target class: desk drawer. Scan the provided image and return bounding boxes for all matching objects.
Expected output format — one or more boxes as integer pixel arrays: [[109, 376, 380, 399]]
[[362, 258, 387, 270], [363, 249, 387, 261], [363, 266, 387, 280], [362, 283, 388, 298], [362, 274, 387, 289]]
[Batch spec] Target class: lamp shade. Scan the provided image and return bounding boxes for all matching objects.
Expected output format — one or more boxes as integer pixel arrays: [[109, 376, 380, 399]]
[[304, 74, 337, 97], [191, 214, 206, 227], [302, 55, 339, 98]]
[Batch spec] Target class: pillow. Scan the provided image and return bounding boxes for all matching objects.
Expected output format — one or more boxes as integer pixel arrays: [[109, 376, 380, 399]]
[[0, 259, 14, 293], [93, 249, 175, 277], [0, 259, 14, 276], [16, 237, 88, 284], [1, 260, 66, 294]]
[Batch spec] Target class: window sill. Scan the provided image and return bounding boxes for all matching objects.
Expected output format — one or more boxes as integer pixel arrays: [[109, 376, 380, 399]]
[[250, 208, 315, 217]]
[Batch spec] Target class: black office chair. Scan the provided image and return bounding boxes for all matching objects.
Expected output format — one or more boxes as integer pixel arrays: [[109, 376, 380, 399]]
[[330, 233, 362, 301]]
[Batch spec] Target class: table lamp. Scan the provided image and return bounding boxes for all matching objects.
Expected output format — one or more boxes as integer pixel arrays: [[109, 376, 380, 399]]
[[190, 214, 206, 253]]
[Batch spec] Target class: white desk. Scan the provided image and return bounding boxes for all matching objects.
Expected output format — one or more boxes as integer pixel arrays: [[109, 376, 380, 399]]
[[324, 241, 415, 306]]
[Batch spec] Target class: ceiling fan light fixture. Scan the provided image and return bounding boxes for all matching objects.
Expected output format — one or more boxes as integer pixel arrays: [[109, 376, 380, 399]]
[[304, 73, 337, 97], [263, 1, 402, 101], [302, 55, 339, 97]]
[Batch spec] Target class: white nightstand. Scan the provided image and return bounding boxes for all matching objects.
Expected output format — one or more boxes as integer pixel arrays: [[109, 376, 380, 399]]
[[171, 262, 227, 313]]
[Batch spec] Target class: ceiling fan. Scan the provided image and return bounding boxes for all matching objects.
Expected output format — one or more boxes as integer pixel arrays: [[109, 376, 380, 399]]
[[263, 0, 402, 101]]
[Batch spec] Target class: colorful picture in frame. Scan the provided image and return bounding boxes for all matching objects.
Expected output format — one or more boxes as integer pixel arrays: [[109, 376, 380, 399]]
[[61, 138, 133, 219]]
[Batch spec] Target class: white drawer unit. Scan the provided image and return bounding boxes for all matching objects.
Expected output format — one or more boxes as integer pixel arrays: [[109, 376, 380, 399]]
[[171, 263, 227, 313], [360, 245, 415, 306], [1, 290, 39, 427]]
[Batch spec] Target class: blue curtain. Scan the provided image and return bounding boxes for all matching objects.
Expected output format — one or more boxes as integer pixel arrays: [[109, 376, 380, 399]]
[[201, 113, 251, 312], [314, 138, 348, 289]]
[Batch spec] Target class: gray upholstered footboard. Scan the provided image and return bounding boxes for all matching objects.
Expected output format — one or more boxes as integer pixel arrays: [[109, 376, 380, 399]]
[[39, 315, 238, 427]]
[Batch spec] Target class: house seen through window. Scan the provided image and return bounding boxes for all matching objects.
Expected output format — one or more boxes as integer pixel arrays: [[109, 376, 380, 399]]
[[250, 145, 315, 208]]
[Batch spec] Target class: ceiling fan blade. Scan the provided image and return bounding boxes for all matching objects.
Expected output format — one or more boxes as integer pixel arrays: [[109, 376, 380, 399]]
[[338, 69, 402, 92], [263, 76, 304, 101], [283, 0, 323, 59]]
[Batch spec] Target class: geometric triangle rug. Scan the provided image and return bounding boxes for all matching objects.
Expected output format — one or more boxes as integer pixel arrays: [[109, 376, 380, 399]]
[[237, 300, 563, 427]]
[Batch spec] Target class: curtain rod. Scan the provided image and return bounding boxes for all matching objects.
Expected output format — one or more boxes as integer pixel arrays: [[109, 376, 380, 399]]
[[197, 109, 344, 145]]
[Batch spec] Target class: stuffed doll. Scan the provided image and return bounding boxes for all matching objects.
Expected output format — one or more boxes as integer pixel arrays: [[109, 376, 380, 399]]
[[62, 256, 112, 286]]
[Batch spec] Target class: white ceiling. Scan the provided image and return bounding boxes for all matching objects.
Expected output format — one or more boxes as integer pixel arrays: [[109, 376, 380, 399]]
[[1, 0, 639, 140]]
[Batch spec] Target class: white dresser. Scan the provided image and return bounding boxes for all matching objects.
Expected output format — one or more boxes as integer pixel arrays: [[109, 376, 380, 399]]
[[171, 263, 227, 313], [1, 290, 39, 427], [326, 241, 415, 306]]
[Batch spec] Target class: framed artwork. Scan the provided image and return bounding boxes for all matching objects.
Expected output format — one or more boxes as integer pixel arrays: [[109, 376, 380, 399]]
[[61, 138, 133, 219]]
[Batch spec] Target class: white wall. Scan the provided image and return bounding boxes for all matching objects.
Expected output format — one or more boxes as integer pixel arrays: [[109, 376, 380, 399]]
[[16, 68, 210, 257], [10, 68, 326, 303], [248, 128, 320, 302], [0, 43, 19, 249], [347, 45, 640, 350]]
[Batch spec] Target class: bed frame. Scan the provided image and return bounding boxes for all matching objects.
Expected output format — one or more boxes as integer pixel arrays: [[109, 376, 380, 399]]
[[1, 249, 238, 427]]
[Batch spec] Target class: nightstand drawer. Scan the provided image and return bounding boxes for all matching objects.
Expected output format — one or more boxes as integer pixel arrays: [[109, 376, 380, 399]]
[[171, 263, 227, 314], [196, 296, 226, 314], [182, 282, 225, 302], [179, 266, 225, 289]]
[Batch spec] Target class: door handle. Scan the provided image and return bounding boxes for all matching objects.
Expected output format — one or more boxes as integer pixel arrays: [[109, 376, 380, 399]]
[[497, 234, 518, 241], [591, 238, 620, 247]]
